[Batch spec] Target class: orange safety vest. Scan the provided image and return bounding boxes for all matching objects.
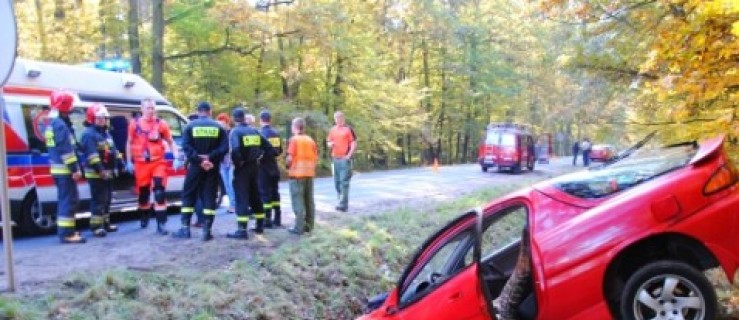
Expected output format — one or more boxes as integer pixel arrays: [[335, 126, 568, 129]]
[[128, 118, 169, 162], [287, 134, 318, 178]]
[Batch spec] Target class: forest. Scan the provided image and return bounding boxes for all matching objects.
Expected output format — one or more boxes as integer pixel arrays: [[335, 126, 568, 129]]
[[13, 0, 739, 169]]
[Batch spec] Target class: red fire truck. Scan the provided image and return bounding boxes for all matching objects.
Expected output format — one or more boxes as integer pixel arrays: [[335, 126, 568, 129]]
[[477, 123, 536, 173]]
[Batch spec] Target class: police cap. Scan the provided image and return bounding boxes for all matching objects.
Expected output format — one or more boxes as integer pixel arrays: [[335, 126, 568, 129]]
[[197, 101, 211, 112], [232, 107, 246, 121], [259, 110, 271, 121]]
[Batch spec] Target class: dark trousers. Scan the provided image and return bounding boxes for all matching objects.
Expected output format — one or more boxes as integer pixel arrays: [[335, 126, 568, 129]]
[[233, 164, 264, 223], [572, 151, 579, 166], [289, 177, 314, 233], [88, 178, 112, 229], [54, 176, 79, 236], [583, 150, 591, 167], [258, 164, 281, 210], [180, 164, 220, 225]]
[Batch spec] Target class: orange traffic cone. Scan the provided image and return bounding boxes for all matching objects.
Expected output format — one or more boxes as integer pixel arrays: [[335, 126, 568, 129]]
[[433, 158, 439, 173]]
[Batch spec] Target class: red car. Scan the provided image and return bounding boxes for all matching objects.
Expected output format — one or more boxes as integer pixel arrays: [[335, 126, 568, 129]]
[[590, 144, 617, 162], [359, 134, 738, 320]]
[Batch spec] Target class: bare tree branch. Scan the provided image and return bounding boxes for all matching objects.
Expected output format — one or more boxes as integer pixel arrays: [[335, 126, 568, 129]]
[[164, 29, 300, 60], [573, 63, 659, 80]]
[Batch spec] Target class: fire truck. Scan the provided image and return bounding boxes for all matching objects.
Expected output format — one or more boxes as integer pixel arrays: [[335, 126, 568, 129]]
[[1, 59, 189, 235], [477, 123, 536, 173]]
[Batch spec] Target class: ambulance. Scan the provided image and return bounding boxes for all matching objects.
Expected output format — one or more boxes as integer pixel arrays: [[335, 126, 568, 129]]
[[1, 59, 189, 235]]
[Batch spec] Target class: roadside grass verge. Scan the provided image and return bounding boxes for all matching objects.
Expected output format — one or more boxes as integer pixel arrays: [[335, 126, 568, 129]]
[[0, 181, 737, 319]]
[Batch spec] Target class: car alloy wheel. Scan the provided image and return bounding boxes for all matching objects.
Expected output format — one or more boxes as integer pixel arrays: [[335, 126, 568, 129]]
[[620, 261, 716, 320]]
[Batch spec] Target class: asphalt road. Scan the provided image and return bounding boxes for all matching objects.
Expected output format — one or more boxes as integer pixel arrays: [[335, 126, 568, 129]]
[[6, 157, 578, 251]]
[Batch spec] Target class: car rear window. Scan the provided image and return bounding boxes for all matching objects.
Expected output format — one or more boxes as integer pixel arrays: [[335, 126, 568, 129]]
[[500, 133, 516, 147], [554, 143, 698, 199]]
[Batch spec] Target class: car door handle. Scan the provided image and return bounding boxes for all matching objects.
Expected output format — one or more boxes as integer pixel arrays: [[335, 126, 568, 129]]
[[448, 292, 463, 302]]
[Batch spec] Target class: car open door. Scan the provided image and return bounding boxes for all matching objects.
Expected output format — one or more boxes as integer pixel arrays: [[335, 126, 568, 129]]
[[383, 211, 494, 320]]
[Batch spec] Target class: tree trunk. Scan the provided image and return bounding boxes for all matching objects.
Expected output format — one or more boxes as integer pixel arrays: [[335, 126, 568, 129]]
[[278, 38, 290, 99], [127, 0, 141, 74], [34, 0, 48, 59], [152, 0, 165, 92], [254, 46, 266, 100], [333, 54, 345, 111]]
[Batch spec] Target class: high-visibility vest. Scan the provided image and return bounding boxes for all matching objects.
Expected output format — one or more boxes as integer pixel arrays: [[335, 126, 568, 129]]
[[128, 118, 168, 162], [287, 135, 317, 178]]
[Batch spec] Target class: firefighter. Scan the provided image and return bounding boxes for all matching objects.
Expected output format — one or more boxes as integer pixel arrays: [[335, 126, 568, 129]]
[[46, 90, 85, 244], [258, 110, 283, 228], [173, 102, 228, 241], [226, 108, 275, 239], [80, 103, 122, 237], [125, 99, 181, 235]]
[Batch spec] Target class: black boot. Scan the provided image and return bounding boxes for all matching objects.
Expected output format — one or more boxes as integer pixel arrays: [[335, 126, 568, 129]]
[[140, 207, 151, 228], [227, 222, 249, 240], [60, 232, 87, 244], [103, 214, 118, 232], [251, 218, 264, 234], [172, 213, 192, 238], [273, 207, 282, 227], [264, 209, 274, 229], [155, 210, 168, 235], [202, 216, 214, 241], [91, 227, 107, 238]]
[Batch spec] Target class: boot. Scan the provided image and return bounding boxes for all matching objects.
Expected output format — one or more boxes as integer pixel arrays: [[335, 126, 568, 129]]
[[91, 227, 107, 238], [139, 207, 151, 228], [264, 209, 274, 229], [155, 211, 168, 235], [251, 218, 264, 234], [227, 223, 249, 240], [172, 227, 191, 238], [60, 232, 87, 244], [202, 216, 214, 241], [103, 222, 118, 233], [172, 213, 192, 238], [273, 207, 282, 227]]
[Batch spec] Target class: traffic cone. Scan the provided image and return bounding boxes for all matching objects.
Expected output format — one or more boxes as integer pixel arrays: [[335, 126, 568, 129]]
[[433, 158, 439, 173]]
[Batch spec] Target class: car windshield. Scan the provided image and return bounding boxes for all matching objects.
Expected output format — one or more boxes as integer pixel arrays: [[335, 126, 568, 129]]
[[554, 142, 698, 199]]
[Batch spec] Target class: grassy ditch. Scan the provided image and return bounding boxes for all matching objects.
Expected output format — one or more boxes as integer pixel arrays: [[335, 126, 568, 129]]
[[1, 184, 738, 319]]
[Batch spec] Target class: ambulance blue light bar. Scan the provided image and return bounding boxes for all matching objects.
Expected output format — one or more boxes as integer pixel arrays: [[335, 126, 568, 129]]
[[94, 59, 131, 72]]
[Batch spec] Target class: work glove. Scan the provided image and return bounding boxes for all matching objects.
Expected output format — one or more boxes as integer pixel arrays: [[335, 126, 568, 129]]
[[173, 158, 183, 170], [126, 161, 135, 173]]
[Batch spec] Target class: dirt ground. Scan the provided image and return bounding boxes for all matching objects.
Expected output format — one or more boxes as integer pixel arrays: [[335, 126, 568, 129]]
[[0, 161, 575, 293]]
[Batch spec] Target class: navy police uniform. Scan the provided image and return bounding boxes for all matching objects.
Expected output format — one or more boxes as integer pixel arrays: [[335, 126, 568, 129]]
[[173, 102, 228, 241]]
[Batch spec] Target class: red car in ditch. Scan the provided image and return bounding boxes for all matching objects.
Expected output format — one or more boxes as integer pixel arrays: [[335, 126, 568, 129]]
[[359, 133, 739, 320]]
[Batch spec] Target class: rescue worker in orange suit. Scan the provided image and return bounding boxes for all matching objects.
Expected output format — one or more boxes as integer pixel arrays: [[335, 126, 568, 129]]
[[46, 90, 85, 244], [226, 108, 276, 239], [258, 110, 283, 228], [80, 104, 122, 237], [125, 98, 182, 235], [173, 102, 228, 241]]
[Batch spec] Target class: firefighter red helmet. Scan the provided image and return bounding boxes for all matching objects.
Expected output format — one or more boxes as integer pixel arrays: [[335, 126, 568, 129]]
[[50, 90, 74, 113], [85, 103, 110, 123]]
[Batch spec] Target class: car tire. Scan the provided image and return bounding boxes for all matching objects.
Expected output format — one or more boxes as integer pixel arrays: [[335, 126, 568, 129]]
[[481, 166, 488, 172], [620, 260, 716, 320], [20, 190, 55, 235]]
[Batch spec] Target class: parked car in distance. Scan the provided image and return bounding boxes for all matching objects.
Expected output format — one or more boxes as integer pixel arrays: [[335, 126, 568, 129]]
[[359, 134, 738, 320], [590, 144, 616, 162]]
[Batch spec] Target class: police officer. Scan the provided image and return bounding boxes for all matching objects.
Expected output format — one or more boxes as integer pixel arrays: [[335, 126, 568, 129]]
[[226, 108, 275, 239], [258, 110, 283, 228], [80, 103, 122, 237], [46, 90, 85, 244], [173, 102, 228, 241]]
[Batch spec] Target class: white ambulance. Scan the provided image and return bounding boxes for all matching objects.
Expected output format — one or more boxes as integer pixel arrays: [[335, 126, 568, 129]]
[[1, 59, 189, 235]]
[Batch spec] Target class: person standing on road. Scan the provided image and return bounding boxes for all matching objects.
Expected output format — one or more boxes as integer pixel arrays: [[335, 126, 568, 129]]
[[186, 112, 205, 228], [327, 111, 356, 212], [80, 104, 122, 237], [46, 90, 85, 244], [287, 117, 318, 235], [581, 138, 592, 167], [227, 109, 275, 239], [258, 110, 283, 228], [125, 98, 181, 235], [216, 113, 236, 214], [572, 140, 580, 166], [173, 102, 228, 241]]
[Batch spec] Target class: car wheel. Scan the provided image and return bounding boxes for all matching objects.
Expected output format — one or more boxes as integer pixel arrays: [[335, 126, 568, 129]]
[[20, 190, 56, 235], [620, 261, 716, 320], [481, 166, 488, 172], [512, 163, 522, 174]]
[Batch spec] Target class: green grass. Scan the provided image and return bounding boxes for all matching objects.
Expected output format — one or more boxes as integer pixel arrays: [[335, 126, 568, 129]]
[[0, 184, 737, 319]]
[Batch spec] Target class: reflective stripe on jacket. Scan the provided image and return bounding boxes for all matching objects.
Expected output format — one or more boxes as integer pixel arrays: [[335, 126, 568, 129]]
[[80, 125, 121, 179]]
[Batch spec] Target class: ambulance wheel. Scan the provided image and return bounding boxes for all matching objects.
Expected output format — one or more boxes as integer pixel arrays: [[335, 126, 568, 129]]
[[21, 191, 55, 235]]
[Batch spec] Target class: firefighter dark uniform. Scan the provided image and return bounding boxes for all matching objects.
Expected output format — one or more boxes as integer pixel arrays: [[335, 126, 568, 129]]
[[227, 108, 276, 239], [258, 111, 283, 228], [46, 90, 85, 244], [80, 104, 122, 237], [173, 102, 228, 241]]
